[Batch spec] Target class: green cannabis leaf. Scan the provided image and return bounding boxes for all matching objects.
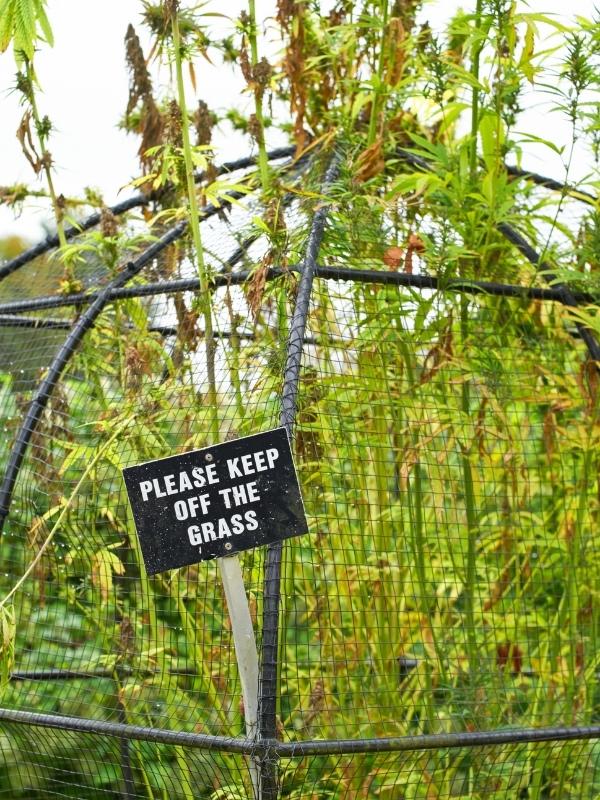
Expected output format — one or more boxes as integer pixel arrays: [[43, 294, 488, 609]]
[[0, 0, 53, 61], [0, 605, 15, 693]]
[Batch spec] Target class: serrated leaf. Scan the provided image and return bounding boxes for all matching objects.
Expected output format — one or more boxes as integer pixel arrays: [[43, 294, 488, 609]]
[[519, 22, 536, 83], [122, 298, 149, 332], [92, 549, 125, 604], [0, 0, 17, 52], [0, 605, 15, 692], [34, 0, 53, 46], [14, 0, 37, 60], [60, 443, 95, 477]]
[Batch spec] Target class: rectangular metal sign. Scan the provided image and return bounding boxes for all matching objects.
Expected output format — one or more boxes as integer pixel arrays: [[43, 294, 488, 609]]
[[122, 427, 308, 575]]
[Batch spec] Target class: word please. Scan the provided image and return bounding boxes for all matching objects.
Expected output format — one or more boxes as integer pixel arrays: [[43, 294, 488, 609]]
[[138, 447, 279, 501]]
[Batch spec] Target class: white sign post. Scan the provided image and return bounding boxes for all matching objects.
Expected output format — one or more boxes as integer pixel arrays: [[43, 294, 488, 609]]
[[123, 428, 309, 799], [219, 554, 260, 797]]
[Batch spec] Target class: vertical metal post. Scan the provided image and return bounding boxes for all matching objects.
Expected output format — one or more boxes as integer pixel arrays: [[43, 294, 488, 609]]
[[258, 151, 342, 799]]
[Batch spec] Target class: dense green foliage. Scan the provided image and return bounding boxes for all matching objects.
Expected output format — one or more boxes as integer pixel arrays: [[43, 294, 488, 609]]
[[0, 0, 600, 797]]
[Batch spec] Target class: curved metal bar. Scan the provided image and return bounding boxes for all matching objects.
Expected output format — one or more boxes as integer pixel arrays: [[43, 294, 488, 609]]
[[0, 220, 179, 534], [0, 147, 296, 282], [0, 706, 256, 754], [395, 147, 597, 206], [0, 194, 145, 283], [505, 164, 597, 206], [1, 704, 600, 757], [392, 149, 600, 357], [0, 266, 596, 316], [312, 267, 598, 303], [274, 725, 600, 756], [0, 314, 72, 329], [258, 151, 342, 799], [9, 665, 207, 681], [0, 241, 267, 315], [497, 221, 600, 361]]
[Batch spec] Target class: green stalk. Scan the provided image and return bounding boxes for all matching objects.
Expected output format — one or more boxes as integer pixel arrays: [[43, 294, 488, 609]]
[[528, 747, 547, 800], [462, 7, 485, 681], [25, 62, 67, 250], [399, 341, 447, 691], [277, 286, 288, 357], [247, 0, 271, 194], [367, 0, 389, 146], [174, 748, 195, 800], [461, 442, 479, 680], [171, 11, 219, 442], [413, 461, 438, 732], [371, 403, 395, 682], [173, 572, 229, 728], [223, 288, 245, 421], [565, 439, 592, 715], [459, 300, 479, 682], [586, 403, 600, 723], [409, 457, 447, 685], [469, 0, 485, 184], [229, 322, 245, 422]]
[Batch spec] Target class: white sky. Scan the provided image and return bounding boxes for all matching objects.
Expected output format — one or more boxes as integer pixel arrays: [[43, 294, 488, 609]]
[[0, 0, 596, 242]]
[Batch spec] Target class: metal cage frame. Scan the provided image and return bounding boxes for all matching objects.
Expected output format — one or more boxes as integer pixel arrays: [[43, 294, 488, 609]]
[[0, 147, 598, 799]]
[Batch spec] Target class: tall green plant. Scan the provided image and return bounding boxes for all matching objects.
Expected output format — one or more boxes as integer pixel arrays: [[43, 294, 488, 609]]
[[166, 0, 219, 442], [240, 1, 271, 194], [0, 0, 68, 251]]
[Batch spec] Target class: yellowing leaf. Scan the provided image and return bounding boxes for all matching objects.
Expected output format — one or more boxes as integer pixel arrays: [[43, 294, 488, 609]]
[[519, 22, 536, 84], [0, 0, 54, 61], [92, 549, 125, 604], [0, 605, 15, 692]]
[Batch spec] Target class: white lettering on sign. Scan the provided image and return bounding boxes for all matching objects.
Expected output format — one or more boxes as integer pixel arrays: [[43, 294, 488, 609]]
[[152, 451, 280, 537], [122, 427, 308, 573], [187, 510, 258, 546], [138, 464, 219, 501], [226, 448, 279, 479], [151, 450, 280, 551], [173, 493, 211, 520], [218, 480, 260, 509]]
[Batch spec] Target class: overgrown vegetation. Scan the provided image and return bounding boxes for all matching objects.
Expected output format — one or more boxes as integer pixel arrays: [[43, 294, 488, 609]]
[[0, 0, 599, 797]]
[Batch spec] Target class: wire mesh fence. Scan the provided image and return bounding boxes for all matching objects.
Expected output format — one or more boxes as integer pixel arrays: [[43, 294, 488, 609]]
[[0, 149, 599, 798]]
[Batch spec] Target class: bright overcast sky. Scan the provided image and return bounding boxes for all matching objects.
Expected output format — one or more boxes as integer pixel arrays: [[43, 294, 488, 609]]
[[0, 0, 596, 242]]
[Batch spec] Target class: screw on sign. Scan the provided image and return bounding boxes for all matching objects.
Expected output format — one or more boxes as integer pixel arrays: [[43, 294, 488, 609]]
[[122, 427, 308, 575]]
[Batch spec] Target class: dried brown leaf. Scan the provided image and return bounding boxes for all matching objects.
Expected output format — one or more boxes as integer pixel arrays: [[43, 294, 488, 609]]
[[383, 245, 404, 270], [174, 293, 200, 351], [16, 111, 41, 174], [354, 139, 384, 182], [386, 17, 406, 86], [247, 262, 269, 320]]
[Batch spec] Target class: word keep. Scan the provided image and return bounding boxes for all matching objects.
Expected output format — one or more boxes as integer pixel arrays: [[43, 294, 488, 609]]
[[138, 447, 279, 502]]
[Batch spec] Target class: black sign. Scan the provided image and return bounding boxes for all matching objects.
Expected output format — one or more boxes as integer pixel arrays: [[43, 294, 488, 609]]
[[122, 427, 308, 574]]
